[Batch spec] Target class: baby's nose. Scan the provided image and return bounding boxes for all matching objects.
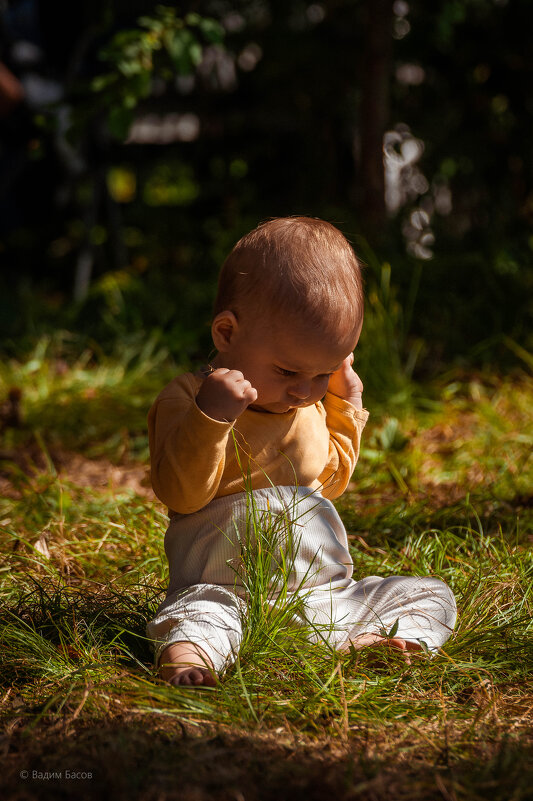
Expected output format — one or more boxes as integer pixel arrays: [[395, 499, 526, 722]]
[[288, 381, 311, 400]]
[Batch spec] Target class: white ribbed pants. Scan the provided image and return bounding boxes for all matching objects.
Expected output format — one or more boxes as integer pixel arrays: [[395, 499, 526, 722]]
[[147, 487, 457, 673]]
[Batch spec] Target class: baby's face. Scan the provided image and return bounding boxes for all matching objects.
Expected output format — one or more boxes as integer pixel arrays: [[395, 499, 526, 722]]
[[217, 316, 357, 414]]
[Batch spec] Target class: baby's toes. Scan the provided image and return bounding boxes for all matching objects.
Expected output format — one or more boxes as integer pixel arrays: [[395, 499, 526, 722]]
[[358, 637, 410, 668], [377, 637, 424, 665], [201, 670, 217, 687], [374, 637, 409, 663], [171, 668, 216, 687]]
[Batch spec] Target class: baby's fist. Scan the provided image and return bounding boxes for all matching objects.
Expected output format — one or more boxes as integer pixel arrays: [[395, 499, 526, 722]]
[[328, 355, 363, 410], [196, 368, 258, 422]]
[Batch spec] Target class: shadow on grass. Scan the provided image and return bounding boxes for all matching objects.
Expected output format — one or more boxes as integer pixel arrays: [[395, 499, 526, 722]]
[[2, 716, 532, 801]]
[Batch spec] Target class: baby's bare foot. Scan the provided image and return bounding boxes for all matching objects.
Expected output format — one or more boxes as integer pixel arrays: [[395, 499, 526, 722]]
[[345, 633, 423, 665], [169, 666, 217, 687], [160, 642, 217, 687]]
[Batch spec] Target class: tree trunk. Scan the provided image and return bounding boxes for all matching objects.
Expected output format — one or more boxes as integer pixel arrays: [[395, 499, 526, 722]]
[[357, 0, 393, 241]]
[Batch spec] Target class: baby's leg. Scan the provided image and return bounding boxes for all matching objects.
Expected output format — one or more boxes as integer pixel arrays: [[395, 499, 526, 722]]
[[300, 575, 456, 662], [146, 584, 245, 688], [159, 641, 216, 687], [344, 575, 457, 656]]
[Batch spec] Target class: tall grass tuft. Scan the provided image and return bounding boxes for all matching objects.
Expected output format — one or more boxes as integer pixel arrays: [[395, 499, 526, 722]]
[[355, 239, 424, 403], [230, 485, 342, 671]]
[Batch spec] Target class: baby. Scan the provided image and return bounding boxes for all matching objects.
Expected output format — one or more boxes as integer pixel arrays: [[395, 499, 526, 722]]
[[146, 217, 457, 687]]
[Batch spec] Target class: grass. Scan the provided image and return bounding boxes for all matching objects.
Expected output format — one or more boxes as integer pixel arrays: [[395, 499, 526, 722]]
[[0, 340, 532, 800]]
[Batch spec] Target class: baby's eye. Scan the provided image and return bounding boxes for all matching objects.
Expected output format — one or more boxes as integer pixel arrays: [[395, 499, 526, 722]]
[[276, 367, 296, 377]]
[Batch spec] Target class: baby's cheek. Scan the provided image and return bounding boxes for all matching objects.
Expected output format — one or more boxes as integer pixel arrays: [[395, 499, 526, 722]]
[[315, 377, 330, 399], [261, 376, 285, 400]]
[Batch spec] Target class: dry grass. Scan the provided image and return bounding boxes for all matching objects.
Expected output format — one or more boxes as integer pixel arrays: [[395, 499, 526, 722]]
[[0, 351, 532, 800]]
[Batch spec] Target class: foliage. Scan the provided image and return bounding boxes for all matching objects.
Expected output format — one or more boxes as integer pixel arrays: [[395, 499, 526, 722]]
[[88, 6, 225, 140], [1, 1, 532, 372]]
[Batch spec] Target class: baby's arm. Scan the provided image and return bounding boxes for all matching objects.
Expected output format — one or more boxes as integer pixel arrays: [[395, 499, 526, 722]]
[[149, 370, 257, 513], [318, 355, 369, 499], [196, 368, 257, 421]]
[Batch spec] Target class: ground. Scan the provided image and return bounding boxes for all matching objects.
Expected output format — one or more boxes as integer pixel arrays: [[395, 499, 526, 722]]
[[0, 357, 531, 801]]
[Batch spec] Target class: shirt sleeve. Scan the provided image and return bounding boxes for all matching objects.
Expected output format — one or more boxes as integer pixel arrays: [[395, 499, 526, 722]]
[[317, 392, 369, 500], [148, 386, 234, 514]]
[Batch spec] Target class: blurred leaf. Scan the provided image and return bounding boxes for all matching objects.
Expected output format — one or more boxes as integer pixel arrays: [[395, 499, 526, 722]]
[[143, 162, 199, 207], [138, 16, 165, 33], [165, 29, 197, 74], [198, 18, 225, 44], [130, 70, 152, 99], [185, 13, 201, 27], [91, 74, 118, 93], [85, 5, 225, 142], [107, 107, 134, 141], [107, 168, 137, 204], [377, 419, 409, 453]]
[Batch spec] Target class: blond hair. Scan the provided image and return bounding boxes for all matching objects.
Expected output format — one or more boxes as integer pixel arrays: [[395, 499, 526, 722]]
[[214, 217, 363, 338]]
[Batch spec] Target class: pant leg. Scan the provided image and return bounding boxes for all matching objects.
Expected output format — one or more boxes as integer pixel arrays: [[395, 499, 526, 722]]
[[300, 575, 457, 651], [146, 583, 245, 674], [348, 575, 457, 648]]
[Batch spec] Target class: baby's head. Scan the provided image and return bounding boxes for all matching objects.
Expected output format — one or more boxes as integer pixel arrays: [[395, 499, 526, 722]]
[[214, 216, 363, 344], [210, 217, 364, 413]]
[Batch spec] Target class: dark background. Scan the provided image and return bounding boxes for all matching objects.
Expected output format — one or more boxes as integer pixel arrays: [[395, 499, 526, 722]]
[[1, 0, 531, 384]]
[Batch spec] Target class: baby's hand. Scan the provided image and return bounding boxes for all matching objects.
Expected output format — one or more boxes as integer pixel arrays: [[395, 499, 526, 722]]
[[196, 368, 258, 422], [327, 354, 363, 410]]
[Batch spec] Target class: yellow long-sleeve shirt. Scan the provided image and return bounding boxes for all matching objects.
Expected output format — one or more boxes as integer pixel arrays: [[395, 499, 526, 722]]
[[148, 372, 369, 516]]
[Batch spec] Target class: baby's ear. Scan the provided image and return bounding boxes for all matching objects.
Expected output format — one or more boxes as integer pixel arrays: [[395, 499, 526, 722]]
[[211, 311, 239, 351]]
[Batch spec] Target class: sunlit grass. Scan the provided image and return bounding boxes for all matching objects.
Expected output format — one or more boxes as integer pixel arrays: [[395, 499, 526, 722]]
[[0, 332, 178, 461], [1, 343, 532, 799]]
